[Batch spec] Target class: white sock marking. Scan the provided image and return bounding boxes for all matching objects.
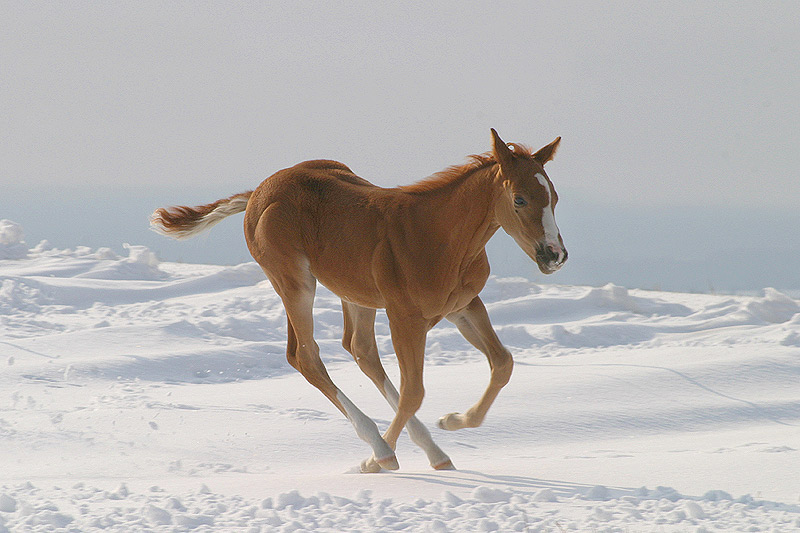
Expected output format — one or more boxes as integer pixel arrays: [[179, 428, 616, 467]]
[[337, 390, 392, 458], [381, 378, 449, 465]]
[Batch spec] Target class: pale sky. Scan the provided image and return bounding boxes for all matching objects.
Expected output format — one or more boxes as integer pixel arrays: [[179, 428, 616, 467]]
[[2, 1, 799, 291]]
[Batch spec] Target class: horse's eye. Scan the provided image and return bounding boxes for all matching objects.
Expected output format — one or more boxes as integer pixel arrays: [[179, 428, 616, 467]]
[[514, 196, 528, 208]]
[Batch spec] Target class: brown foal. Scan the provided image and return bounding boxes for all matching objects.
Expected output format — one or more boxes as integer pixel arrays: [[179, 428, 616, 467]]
[[151, 129, 567, 472]]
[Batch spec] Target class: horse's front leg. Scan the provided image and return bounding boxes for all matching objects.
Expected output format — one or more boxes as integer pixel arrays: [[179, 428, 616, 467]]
[[360, 311, 430, 472], [439, 295, 513, 430], [342, 301, 453, 471]]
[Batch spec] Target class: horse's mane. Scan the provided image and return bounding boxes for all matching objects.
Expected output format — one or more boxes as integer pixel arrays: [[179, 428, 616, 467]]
[[400, 143, 535, 193]]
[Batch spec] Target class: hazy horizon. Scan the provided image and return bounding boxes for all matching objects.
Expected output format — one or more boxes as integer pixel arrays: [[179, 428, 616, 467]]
[[2, 182, 798, 294]]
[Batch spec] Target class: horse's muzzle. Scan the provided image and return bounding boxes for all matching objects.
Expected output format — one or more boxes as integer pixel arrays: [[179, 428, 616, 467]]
[[535, 243, 567, 274]]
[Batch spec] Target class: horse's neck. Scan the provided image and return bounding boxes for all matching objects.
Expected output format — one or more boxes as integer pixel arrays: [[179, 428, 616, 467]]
[[422, 164, 502, 257]]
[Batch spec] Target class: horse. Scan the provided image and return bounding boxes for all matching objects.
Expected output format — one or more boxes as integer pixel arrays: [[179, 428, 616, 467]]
[[150, 129, 567, 472]]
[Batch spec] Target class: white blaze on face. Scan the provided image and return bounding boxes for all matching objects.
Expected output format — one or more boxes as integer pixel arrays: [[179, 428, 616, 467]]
[[535, 173, 561, 247]]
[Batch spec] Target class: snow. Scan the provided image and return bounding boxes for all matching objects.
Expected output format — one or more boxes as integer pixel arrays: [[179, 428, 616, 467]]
[[0, 220, 28, 261], [1, 221, 799, 532]]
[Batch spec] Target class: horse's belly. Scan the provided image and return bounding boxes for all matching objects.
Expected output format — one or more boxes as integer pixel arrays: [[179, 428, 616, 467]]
[[311, 258, 386, 309]]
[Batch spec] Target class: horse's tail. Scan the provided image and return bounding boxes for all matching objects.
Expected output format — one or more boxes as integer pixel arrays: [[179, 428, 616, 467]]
[[150, 191, 253, 240]]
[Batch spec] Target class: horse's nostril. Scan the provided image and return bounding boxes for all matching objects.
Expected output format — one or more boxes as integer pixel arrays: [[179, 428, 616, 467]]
[[542, 244, 567, 265], [536, 243, 567, 267], [541, 244, 557, 261]]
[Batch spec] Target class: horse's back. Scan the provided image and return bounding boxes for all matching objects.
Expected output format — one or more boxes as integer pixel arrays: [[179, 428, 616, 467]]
[[244, 159, 387, 294], [264, 160, 379, 203], [292, 159, 375, 188]]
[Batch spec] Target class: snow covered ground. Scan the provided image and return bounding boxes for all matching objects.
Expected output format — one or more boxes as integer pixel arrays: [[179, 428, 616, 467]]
[[2, 219, 799, 532]]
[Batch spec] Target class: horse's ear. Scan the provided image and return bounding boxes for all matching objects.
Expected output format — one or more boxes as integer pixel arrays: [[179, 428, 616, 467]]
[[533, 137, 561, 165], [491, 128, 514, 169]]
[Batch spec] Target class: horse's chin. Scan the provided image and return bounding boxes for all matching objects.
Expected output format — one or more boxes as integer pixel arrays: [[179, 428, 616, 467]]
[[535, 260, 564, 275]]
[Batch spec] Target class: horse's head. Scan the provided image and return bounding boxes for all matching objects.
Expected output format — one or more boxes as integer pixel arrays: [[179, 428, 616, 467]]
[[491, 129, 567, 275]]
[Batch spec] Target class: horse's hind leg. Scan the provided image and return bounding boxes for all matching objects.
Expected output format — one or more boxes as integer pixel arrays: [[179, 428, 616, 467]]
[[439, 295, 513, 430], [267, 265, 397, 471], [342, 301, 454, 470]]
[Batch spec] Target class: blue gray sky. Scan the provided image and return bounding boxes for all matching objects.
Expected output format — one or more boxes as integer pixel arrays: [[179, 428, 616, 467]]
[[2, 2, 798, 292]]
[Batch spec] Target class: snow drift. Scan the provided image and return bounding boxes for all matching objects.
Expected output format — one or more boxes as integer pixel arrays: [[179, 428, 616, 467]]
[[1, 221, 799, 531]]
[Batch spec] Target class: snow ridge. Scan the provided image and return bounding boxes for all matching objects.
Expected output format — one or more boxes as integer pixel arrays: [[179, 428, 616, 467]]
[[1, 221, 799, 531]]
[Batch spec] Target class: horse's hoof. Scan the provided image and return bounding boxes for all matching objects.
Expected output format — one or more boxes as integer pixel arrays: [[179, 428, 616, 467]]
[[360, 453, 399, 473], [432, 458, 456, 470], [437, 413, 460, 431], [377, 453, 399, 471], [360, 457, 382, 473]]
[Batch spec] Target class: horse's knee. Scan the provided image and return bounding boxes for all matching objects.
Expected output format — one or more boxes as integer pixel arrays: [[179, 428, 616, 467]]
[[398, 382, 425, 415], [492, 349, 514, 387]]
